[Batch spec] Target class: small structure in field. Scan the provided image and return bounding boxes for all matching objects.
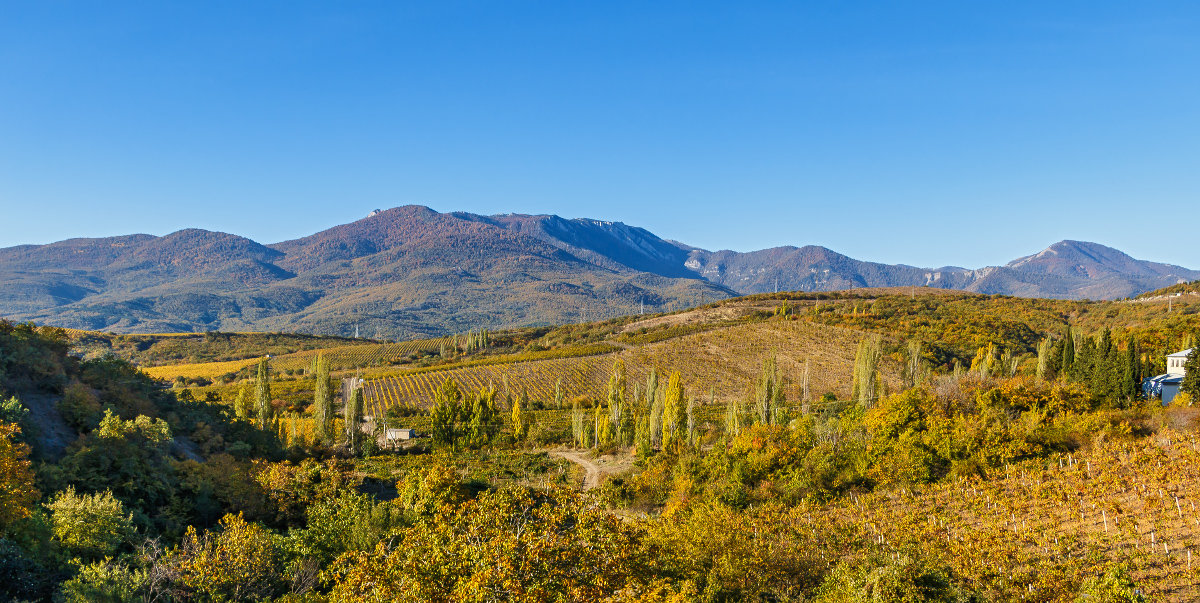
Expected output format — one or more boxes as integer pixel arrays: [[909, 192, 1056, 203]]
[[385, 428, 415, 443], [1147, 348, 1193, 404]]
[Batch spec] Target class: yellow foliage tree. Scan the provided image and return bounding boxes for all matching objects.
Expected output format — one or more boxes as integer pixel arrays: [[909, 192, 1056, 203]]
[[0, 422, 38, 533], [171, 512, 285, 602]]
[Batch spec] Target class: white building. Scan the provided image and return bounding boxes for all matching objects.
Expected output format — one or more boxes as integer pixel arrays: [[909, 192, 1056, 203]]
[[1167, 348, 1193, 376], [1149, 348, 1192, 404]]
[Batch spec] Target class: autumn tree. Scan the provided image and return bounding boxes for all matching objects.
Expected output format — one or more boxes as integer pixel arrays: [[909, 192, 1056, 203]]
[[45, 487, 134, 560], [430, 378, 463, 450], [851, 335, 883, 409], [0, 422, 37, 533], [662, 371, 685, 448], [170, 513, 285, 602]]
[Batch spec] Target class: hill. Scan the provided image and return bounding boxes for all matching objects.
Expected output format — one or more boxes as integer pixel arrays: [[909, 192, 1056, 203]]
[[2, 206, 1197, 336], [9, 288, 1200, 600]]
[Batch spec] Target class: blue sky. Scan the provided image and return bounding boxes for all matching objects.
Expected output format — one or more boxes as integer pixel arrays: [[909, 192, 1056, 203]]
[[2, 1, 1198, 269]]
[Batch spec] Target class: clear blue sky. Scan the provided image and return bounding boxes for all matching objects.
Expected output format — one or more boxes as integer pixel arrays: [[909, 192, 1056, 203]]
[[2, 1, 1198, 269]]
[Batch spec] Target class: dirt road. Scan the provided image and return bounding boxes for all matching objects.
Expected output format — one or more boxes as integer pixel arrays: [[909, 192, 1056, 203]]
[[549, 449, 603, 490]]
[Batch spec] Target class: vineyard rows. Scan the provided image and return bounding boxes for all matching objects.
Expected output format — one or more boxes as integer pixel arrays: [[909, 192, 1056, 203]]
[[144, 337, 448, 381], [844, 429, 1200, 600], [361, 321, 885, 412]]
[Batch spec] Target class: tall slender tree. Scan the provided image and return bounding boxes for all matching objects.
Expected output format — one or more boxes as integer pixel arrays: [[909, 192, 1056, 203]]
[[255, 357, 273, 430], [851, 335, 883, 409], [312, 353, 333, 442], [1061, 326, 1075, 378], [663, 371, 685, 447], [345, 386, 364, 455], [1036, 338, 1053, 381], [430, 379, 462, 450]]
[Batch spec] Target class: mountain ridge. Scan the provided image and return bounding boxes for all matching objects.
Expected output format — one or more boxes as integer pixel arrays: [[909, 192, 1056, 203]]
[[1, 205, 1195, 337]]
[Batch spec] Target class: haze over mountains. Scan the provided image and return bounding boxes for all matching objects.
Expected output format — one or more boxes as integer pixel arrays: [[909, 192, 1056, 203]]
[[1, 205, 1195, 338]]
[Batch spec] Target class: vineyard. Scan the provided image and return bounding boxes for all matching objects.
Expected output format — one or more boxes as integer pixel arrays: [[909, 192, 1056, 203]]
[[143, 337, 449, 381], [841, 427, 1200, 600], [358, 321, 895, 415]]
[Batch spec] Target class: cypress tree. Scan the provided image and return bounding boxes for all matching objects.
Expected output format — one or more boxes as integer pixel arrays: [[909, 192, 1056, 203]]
[[255, 357, 273, 430], [686, 395, 697, 448], [1061, 326, 1075, 378], [313, 353, 333, 442], [1122, 336, 1138, 402], [345, 386, 364, 455], [1183, 349, 1200, 402]]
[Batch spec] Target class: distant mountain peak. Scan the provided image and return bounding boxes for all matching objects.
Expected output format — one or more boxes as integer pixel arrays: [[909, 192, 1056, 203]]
[[2, 206, 1198, 335]]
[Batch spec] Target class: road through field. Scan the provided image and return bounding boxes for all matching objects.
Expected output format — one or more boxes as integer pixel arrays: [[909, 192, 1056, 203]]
[[549, 449, 602, 490]]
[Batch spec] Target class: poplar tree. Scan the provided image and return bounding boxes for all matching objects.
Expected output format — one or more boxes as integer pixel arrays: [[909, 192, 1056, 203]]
[[724, 395, 742, 439], [756, 356, 784, 425], [851, 335, 883, 409], [430, 379, 462, 450], [234, 383, 251, 419], [571, 398, 585, 448], [663, 371, 685, 447], [554, 379, 564, 410], [255, 357, 273, 430], [646, 369, 663, 448], [1036, 338, 1052, 381], [511, 392, 525, 443], [312, 353, 333, 442]]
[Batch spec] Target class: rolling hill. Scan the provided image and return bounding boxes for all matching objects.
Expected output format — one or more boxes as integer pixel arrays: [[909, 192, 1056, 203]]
[[1, 206, 1196, 336]]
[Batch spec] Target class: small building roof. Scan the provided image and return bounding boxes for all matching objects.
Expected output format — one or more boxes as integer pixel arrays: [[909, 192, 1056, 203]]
[[1168, 348, 1195, 358], [1148, 374, 1184, 384]]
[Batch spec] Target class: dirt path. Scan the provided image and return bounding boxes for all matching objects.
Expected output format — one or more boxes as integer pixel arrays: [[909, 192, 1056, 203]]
[[549, 449, 603, 490]]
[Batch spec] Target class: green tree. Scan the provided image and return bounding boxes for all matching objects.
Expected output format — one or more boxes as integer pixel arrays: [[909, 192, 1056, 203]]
[[45, 487, 134, 560], [466, 387, 497, 448], [662, 371, 685, 448], [233, 383, 252, 419], [1061, 326, 1075, 378], [345, 387, 364, 455], [851, 335, 883, 409], [1182, 348, 1200, 402], [430, 379, 463, 449], [313, 353, 333, 442], [255, 357, 273, 430]]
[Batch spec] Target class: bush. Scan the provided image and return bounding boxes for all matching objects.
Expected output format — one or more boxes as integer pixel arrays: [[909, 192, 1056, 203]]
[[1076, 565, 1146, 602], [57, 559, 145, 603], [59, 382, 102, 431], [45, 487, 135, 560]]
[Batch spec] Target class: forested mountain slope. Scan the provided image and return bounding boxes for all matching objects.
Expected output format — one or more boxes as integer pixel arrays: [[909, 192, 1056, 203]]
[[1, 206, 1195, 336]]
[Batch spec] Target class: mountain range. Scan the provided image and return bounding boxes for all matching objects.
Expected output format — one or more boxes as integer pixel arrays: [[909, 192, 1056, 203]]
[[1, 205, 1196, 338]]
